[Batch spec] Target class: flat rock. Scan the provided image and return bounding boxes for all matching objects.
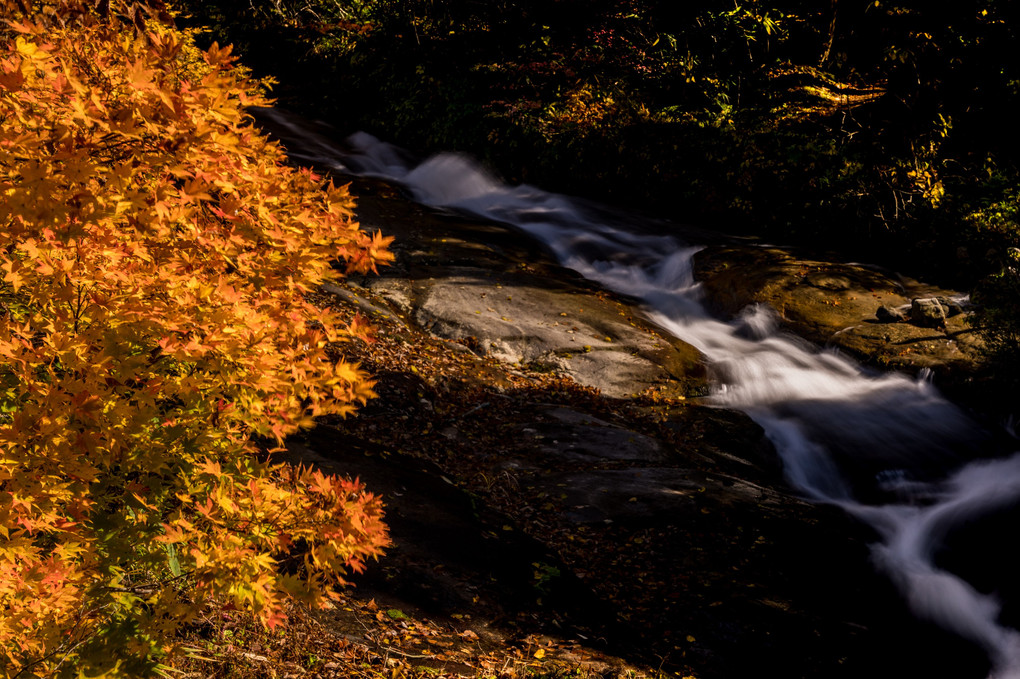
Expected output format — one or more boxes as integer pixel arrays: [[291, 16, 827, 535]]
[[525, 467, 784, 524], [279, 436, 619, 645], [511, 407, 669, 464], [347, 191, 708, 399]]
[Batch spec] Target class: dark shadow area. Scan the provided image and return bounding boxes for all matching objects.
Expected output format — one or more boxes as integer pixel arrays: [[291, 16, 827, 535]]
[[278, 353, 999, 678]]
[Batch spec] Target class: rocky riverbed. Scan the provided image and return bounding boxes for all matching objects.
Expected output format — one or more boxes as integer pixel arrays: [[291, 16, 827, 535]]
[[260, 173, 997, 679], [693, 245, 990, 401]]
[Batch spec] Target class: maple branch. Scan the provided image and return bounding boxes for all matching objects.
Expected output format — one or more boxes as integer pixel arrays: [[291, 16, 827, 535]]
[[11, 600, 98, 679], [102, 569, 195, 596]]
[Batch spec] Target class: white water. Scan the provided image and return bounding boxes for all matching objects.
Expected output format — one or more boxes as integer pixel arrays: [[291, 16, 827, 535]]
[[256, 108, 1020, 677]]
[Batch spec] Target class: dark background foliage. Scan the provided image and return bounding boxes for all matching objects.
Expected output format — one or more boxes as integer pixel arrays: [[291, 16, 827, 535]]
[[177, 0, 1020, 378]]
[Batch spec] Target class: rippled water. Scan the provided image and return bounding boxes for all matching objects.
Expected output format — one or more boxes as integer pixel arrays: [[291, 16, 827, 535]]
[[256, 107, 1020, 678]]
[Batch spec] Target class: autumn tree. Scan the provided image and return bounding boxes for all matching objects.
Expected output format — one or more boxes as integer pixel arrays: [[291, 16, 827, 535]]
[[0, 1, 392, 675]]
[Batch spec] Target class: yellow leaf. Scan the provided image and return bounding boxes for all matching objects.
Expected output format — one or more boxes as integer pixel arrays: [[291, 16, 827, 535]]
[[15, 37, 45, 61], [334, 360, 362, 384]]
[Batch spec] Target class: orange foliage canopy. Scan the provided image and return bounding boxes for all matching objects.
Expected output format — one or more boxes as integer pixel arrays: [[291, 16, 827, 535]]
[[0, 1, 392, 675]]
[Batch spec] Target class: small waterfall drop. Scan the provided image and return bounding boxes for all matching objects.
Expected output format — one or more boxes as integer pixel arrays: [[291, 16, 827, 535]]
[[255, 108, 1020, 678]]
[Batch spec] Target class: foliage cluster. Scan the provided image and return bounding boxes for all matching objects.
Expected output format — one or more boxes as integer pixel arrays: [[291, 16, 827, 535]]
[[178, 0, 1020, 373], [0, 1, 392, 675]]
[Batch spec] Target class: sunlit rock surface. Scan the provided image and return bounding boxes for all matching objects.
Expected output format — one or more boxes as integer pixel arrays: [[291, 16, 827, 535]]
[[348, 183, 708, 400], [693, 245, 987, 388]]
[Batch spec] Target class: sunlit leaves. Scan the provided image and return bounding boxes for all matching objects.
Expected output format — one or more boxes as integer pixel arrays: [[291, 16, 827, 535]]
[[0, 1, 391, 675]]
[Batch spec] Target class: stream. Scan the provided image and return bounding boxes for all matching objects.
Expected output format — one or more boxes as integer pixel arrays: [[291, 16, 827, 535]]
[[256, 107, 1020, 678]]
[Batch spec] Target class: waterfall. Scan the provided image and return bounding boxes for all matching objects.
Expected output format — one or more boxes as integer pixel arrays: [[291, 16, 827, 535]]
[[254, 107, 1020, 678]]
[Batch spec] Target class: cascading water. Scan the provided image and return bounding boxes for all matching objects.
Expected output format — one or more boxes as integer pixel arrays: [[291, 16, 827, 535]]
[[255, 107, 1020, 678]]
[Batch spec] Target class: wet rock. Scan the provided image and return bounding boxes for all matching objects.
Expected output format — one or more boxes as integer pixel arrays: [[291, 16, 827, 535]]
[[511, 407, 669, 464], [693, 245, 986, 391], [875, 305, 905, 323], [942, 296, 965, 317], [525, 467, 780, 524]]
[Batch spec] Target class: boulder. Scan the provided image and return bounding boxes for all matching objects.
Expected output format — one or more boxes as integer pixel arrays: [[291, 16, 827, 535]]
[[876, 305, 906, 323], [939, 295, 965, 317], [909, 297, 948, 328]]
